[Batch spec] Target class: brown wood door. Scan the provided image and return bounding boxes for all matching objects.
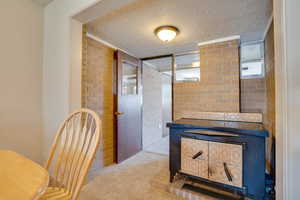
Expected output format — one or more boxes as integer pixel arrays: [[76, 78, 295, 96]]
[[116, 50, 142, 163]]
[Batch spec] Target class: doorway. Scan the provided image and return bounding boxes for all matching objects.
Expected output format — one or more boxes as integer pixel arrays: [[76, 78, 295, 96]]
[[140, 52, 201, 155], [141, 55, 173, 155]]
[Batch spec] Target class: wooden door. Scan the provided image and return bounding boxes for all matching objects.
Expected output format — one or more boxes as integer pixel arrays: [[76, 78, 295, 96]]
[[116, 50, 142, 163]]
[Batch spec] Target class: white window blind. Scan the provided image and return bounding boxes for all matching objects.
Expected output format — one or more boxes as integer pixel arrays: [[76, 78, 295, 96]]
[[240, 42, 265, 78]]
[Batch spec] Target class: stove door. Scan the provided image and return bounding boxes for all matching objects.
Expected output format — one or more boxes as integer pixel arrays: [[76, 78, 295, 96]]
[[181, 137, 209, 179], [208, 141, 243, 188]]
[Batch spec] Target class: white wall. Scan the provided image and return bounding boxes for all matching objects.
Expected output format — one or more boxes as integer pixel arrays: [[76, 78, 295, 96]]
[[43, 0, 139, 162], [142, 66, 163, 149], [283, 0, 300, 199], [274, 0, 300, 199], [161, 74, 172, 137], [43, 0, 101, 161], [69, 19, 83, 112], [142, 65, 172, 149], [0, 0, 43, 162]]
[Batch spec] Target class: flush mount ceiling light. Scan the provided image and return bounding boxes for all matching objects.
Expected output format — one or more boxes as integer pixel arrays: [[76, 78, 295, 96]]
[[192, 61, 200, 68], [154, 26, 179, 42]]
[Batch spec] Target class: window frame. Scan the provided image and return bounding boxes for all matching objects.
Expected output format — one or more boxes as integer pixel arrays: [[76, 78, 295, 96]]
[[174, 51, 201, 83], [240, 41, 265, 79]]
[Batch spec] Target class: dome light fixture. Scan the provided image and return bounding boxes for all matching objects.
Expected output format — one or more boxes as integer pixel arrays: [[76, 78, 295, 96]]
[[154, 25, 179, 42]]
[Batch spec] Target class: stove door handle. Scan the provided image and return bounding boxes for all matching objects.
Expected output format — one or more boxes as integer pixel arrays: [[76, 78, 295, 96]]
[[192, 151, 203, 160], [223, 162, 233, 182]]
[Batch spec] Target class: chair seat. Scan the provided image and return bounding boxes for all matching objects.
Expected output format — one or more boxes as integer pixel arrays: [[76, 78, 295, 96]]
[[39, 187, 72, 200]]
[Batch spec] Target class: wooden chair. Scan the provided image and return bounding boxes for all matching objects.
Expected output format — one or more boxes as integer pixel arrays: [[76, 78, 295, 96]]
[[39, 108, 102, 200]]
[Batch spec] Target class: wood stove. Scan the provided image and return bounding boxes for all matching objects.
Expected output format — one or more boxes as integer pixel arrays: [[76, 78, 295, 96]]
[[167, 118, 269, 200]]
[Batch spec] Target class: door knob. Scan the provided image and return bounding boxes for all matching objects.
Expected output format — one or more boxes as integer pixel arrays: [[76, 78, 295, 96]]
[[115, 112, 124, 115]]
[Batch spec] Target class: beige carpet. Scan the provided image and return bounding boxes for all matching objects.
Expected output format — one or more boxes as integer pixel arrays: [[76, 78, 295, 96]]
[[79, 152, 181, 200]]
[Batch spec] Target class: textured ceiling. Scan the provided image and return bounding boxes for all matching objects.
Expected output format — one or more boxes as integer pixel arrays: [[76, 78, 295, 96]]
[[86, 0, 272, 58], [32, 0, 54, 6]]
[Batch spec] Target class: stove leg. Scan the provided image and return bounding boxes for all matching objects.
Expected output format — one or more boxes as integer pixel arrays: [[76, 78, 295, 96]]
[[170, 172, 175, 183]]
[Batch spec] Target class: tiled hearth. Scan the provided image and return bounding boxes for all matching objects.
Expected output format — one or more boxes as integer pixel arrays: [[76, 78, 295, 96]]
[[168, 174, 251, 200], [175, 111, 263, 123]]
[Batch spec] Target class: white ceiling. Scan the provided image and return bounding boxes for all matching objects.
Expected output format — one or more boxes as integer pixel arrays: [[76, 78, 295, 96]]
[[32, 0, 54, 6], [86, 0, 272, 58]]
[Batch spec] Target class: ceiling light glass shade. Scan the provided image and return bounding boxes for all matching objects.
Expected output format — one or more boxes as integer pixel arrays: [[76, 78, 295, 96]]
[[192, 61, 200, 68], [155, 26, 179, 42]]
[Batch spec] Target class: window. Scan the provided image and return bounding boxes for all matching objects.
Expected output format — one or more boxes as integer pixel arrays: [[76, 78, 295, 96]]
[[122, 61, 138, 95], [175, 53, 200, 82], [240, 42, 265, 78]]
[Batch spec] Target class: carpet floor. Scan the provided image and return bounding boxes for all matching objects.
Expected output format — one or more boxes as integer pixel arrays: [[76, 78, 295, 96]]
[[79, 152, 181, 200]]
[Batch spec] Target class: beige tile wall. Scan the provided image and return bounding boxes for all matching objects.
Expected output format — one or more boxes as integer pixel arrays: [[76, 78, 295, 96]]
[[264, 22, 276, 138], [175, 111, 262, 123], [174, 40, 240, 120], [264, 23, 275, 169], [82, 26, 116, 167], [241, 78, 267, 113]]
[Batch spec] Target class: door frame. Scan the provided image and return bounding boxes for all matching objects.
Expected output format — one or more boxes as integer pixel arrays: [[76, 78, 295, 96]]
[[140, 54, 174, 151], [141, 54, 175, 123], [273, 0, 288, 199], [141, 50, 200, 124]]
